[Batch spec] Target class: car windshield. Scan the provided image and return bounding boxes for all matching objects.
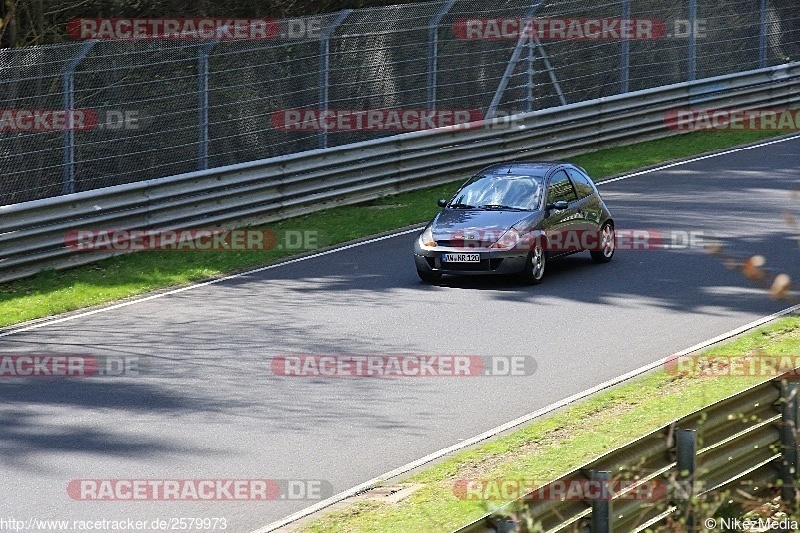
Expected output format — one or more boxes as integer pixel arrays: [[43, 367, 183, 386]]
[[449, 174, 543, 211]]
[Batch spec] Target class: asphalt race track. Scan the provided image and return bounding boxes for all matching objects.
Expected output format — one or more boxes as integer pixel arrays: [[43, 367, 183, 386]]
[[1, 137, 799, 532]]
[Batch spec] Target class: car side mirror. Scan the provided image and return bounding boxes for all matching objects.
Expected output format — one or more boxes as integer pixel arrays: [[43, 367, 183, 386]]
[[547, 200, 569, 212], [437, 199, 448, 208]]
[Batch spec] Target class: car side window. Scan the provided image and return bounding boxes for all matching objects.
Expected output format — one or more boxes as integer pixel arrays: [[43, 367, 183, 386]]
[[547, 170, 578, 204], [566, 168, 595, 199]]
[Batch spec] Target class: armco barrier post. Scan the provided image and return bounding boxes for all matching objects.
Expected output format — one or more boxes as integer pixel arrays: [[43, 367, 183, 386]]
[[62, 40, 97, 195], [676, 428, 697, 530], [318, 10, 352, 150], [590, 470, 611, 533], [781, 381, 799, 502]]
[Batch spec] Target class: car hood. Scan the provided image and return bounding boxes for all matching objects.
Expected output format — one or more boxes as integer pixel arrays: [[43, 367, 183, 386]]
[[431, 209, 536, 239]]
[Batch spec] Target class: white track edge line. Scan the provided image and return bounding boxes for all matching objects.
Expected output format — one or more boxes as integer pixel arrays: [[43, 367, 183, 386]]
[[0, 228, 423, 339], [4, 133, 799, 339], [254, 303, 800, 532], [598, 133, 800, 185]]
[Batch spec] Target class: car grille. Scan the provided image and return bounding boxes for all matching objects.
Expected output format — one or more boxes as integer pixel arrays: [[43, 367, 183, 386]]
[[435, 239, 490, 248], [439, 259, 504, 272]]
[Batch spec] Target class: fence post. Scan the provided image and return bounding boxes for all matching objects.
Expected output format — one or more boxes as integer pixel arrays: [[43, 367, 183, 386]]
[[688, 0, 697, 81], [525, 38, 535, 113], [198, 38, 220, 171], [532, 39, 566, 106], [62, 40, 97, 195], [486, 1, 543, 120], [781, 382, 799, 502], [427, 0, 457, 111], [591, 470, 611, 533], [318, 9, 352, 150], [676, 428, 697, 530], [759, 0, 768, 68], [620, 0, 630, 93]]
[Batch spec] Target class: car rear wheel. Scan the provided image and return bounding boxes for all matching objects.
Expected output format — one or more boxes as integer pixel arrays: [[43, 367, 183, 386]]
[[417, 268, 442, 283], [519, 239, 546, 285], [590, 223, 615, 263]]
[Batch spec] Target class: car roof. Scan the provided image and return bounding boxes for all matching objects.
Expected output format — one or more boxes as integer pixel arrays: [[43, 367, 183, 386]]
[[480, 161, 570, 177]]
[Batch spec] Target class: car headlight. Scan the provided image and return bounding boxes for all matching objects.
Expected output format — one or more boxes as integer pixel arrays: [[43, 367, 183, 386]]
[[418, 226, 436, 248], [490, 228, 521, 250]]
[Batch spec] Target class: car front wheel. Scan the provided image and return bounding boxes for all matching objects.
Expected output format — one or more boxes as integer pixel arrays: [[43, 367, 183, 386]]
[[519, 239, 546, 285]]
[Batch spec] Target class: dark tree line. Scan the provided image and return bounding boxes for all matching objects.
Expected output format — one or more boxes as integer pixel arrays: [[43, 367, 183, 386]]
[[0, 0, 420, 47], [2, 0, 798, 52]]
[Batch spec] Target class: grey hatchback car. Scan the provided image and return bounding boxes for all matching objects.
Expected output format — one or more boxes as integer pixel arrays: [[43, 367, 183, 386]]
[[413, 162, 615, 284]]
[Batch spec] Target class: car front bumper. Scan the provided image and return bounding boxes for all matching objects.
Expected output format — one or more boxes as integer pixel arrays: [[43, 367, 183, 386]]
[[413, 245, 529, 276]]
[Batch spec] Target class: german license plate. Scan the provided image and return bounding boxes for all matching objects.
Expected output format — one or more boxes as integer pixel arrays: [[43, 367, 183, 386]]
[[442, 253, 480, 263]]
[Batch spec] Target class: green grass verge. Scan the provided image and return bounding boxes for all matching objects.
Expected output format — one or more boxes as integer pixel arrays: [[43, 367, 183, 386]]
[[0, 128, 789, 328], [296, 316, 800, 533]]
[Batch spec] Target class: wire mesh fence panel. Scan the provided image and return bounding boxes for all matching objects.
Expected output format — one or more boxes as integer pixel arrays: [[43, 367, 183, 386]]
[[1, 0, 799, 207], [73, 41, 203, 193], [324, 4, 438, 147], [625, 1, 688, 93], [439, 1, 541, 116], [0, 44, 86, 206], [208, 12, 346, 166]]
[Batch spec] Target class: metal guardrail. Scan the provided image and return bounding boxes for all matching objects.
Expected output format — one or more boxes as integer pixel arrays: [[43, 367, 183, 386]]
[[1, 62, 799, 282], [455, 378, 800, 533]]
